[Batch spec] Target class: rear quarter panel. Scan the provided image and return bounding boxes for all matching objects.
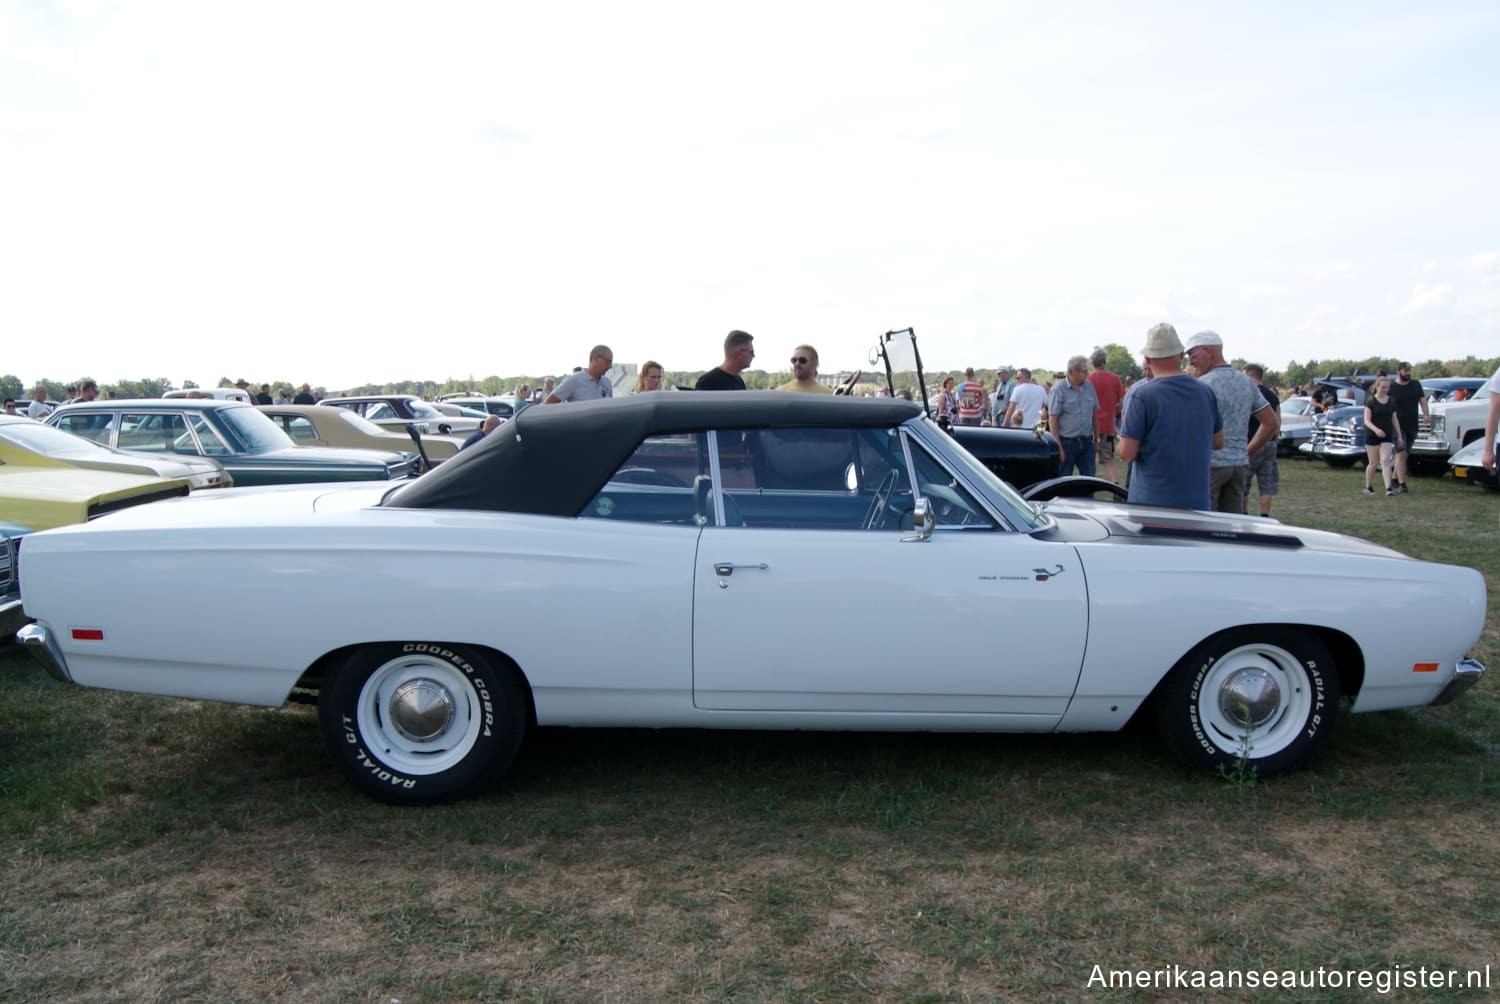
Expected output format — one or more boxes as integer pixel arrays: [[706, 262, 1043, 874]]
[[19, 509, 701, 711]]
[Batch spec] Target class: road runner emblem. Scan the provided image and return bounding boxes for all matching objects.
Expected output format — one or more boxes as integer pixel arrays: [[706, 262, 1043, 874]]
[[1033, 565, 1065, 582]]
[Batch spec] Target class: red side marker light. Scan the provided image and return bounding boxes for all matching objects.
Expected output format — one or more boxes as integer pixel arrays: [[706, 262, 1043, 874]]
[[1412, 662, 1439, 673], [71, 628, 104, 641]]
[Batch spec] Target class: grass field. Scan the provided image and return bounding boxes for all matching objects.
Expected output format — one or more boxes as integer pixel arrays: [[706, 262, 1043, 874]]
[[2, 458, 1496, 1002]]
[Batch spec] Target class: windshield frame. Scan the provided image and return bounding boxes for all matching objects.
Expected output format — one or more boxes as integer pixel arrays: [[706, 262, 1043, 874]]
[[906, 416, 1049, 531]]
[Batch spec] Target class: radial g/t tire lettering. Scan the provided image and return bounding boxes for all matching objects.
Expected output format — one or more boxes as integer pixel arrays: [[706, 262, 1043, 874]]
[[318, 642, 527, 804]]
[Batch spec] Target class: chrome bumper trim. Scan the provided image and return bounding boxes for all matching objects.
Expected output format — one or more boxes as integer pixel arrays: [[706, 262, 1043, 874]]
[[17, 623, 74, 685], [1430, 657, 1486, 706], [0, 596, 28, 642]]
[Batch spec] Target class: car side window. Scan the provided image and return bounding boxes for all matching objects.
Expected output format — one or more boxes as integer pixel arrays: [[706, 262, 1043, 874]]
[[283, 416, 317, 442], [365, 402, 396, 422], [908, 440, 996, 530], [53, 413, 113, 444], [185, 414, 231, 456], [580, 433, 709, 525], [714, 427, 911, 531], [120, 412, 189, 452]]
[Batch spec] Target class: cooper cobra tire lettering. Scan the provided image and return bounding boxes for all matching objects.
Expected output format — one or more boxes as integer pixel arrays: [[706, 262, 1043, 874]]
[[1153, 628, 1340, 777], [319, 643, 528, 804]]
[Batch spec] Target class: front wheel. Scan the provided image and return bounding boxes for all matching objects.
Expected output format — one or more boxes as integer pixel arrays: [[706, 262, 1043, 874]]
[[1153, 628, 1339, 777], [318, 643, 528, 804]]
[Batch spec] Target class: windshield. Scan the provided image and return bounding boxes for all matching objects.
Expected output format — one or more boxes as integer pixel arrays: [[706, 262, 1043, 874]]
[[917, 417, 1047, 530], [0, 421, 111, 455], [219, 406, 296, 452], [335, 410, 392, 436], [878, 328, 927, 405]]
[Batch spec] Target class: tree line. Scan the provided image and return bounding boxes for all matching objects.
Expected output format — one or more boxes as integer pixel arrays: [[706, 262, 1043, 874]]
[[6, 351, 1496, 406]]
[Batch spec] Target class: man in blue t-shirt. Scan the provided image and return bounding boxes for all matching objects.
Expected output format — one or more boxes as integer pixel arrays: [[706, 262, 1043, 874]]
[[1119, 323, 1224, 510]]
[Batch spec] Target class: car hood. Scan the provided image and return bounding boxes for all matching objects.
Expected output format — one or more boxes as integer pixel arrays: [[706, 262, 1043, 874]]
[[50, 447, 224, 481], [1037, 498, 1404, 559], [1449, 435, 1498, 465]]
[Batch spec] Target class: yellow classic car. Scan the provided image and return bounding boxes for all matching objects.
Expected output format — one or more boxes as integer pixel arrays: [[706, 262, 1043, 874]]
[[257, 405, 466, 468], [0, 463, 190, 531], [0, 414, 233, 489]]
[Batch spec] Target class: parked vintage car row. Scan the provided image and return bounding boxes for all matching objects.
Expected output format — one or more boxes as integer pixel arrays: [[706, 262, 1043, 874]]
[[1301, 376, 1486, 469]]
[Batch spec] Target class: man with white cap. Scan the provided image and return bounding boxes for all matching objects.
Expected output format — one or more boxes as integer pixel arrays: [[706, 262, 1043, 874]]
[[1119, 323, 1224, 509], [1183, 330, 1278, 514]]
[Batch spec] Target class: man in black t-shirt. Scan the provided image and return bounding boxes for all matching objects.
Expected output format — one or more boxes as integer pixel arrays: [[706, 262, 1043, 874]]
[[695, 330, 755, 390], [1388, 361, 1427, 493]]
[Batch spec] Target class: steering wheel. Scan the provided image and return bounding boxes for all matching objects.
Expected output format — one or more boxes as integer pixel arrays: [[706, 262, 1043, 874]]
[[834, 369, 863, 396], [862, 469, 899, 530]]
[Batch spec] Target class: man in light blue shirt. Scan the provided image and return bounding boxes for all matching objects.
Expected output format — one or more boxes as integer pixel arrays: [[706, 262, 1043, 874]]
[[546, 346, 615, 403], [1046, 355, 1101, 476]]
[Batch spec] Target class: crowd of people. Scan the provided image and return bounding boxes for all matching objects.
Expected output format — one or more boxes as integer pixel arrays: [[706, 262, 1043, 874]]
[[14, 327, 1500, 485]]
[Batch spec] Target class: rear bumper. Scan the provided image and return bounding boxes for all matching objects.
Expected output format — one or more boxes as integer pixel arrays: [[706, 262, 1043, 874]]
[[16, 623, 73, 685], [1430, 657, 1486, 706]]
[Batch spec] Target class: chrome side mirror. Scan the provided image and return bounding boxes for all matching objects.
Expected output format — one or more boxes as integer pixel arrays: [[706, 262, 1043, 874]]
[[902, 498, 935, 542]]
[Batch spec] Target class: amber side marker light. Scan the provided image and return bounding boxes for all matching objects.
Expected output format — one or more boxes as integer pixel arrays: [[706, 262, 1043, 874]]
[[71, 629, 104, 641], [1413, 663, 1439, 673]]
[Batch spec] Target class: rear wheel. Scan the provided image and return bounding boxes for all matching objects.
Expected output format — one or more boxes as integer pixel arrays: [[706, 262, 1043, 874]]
[[1153, 628, 1338, 777], [318, 643, 527, 804]]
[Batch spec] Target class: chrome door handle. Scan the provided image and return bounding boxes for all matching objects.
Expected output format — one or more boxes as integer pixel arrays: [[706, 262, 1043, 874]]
[[714, 562, 768, 577]]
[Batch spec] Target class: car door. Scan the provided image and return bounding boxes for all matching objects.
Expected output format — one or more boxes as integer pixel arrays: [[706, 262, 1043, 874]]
[[692, 427, 1088, 721]]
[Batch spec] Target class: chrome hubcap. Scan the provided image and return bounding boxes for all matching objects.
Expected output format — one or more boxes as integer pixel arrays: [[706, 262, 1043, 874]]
[[388, 679, 456, 742], [1217, 667, 1281, 728]]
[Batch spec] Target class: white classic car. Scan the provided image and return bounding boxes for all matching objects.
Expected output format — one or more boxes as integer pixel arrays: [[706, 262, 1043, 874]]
[[15, 394, 1488, 803]]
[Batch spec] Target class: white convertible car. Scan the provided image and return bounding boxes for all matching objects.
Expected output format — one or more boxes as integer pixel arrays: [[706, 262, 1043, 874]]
[[15, 394, 1488, 803]]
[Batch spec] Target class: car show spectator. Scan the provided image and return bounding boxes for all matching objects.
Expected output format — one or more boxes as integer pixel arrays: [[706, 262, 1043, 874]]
[[1243, 364, 1280, 516], [1184, 330, 1278, 514], [1086, 347, 1125, 479], [1481, 361, 1500, 473], [695, 330, 755, 390], [293, 384, 316, 404], [461, 415, 501, 449], [955, 367, 986, 425], [1388, 361, 1428, 494], [777, 346, 832, 394], [26, 386, 50, 419], [545, 346, 615, 403], [75, 379, 99, 403], [255, 383, 274, 405], [1002, 369, 1047, 430], [1363, 375, 1400, 495], [1046, 355, 1100, 476], [275, 388, 292, 404], [935, 376, 958, 425], [1119, 323, 1224, 510], [991, 367, 1015, 425], [634, 363, 664, 393], [3, 398, 17, 415]]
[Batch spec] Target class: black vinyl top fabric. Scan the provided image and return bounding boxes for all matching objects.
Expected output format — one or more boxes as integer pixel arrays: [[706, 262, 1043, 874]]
[[384, 391, 922, 517]]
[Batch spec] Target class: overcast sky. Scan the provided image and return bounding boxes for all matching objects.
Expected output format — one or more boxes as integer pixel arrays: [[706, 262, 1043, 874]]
[[4, 1, 1498, 389]]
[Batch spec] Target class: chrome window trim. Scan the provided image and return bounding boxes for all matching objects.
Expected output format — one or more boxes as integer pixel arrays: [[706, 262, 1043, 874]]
[[900, 418, 1050, 533]]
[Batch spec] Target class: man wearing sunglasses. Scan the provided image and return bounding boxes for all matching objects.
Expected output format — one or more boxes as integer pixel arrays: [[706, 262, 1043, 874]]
[[777, 345, 832, 394], [695, 330, 755, 390]]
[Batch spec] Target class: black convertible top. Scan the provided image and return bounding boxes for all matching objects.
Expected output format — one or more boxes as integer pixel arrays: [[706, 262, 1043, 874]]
[[385, 391, 922, 516]]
